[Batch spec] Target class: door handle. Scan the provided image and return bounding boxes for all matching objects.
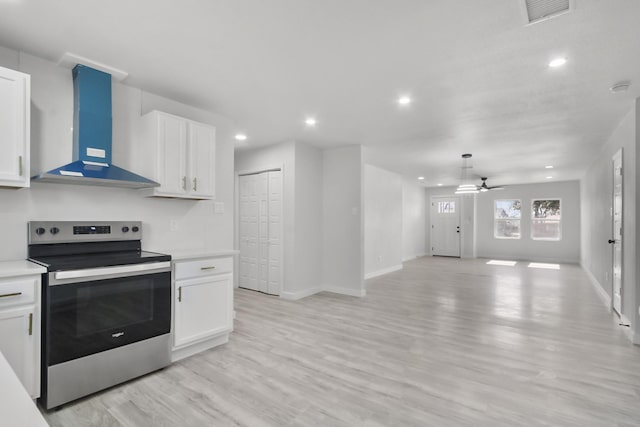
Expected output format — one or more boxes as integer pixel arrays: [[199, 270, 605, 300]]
[[608, 239, 615, 244]]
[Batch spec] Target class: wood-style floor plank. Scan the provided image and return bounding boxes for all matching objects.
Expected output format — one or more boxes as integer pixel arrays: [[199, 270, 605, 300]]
[[43, 257, 640, 426]]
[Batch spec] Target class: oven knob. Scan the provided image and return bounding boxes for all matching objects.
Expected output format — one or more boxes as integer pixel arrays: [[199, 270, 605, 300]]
[[35, 227, 46, 235], [131, 226, 140, 233], [50, 227, 60, 235], [122, 226, 129, 233]]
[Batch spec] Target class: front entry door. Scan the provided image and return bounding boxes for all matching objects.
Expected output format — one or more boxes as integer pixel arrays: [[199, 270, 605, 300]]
[[612, 149, 623, 315], [431, 196, 461, 257]]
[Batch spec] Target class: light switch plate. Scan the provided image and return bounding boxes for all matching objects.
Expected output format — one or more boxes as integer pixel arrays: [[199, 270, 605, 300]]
[[214, 202, 225, 214]]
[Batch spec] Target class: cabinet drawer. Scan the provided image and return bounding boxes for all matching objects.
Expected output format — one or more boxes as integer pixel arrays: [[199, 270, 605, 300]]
[[174, 257, 233, 280], [0, 277, 37, 308]]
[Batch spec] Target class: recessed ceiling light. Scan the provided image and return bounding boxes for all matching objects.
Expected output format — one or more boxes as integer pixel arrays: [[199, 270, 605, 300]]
[[549, 57, 567, 68], [397, 96, 412, 106], [305, 117, 317, 126], [437, 183, 443, 186], [546, 176, 553, 179], [417, 176, 424, 180], [545, 165, 553, 169], [234, 133, 247, 141]]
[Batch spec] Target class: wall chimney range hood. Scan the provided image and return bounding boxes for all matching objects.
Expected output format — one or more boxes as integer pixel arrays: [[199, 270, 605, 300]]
[[33, 64, 159, 189]]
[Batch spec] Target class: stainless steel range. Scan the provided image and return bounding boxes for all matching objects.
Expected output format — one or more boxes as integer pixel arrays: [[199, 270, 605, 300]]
[[27, 221, 171, 410]]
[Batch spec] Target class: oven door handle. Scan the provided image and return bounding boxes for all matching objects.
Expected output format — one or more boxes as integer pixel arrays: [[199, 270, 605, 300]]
[[54, 261, 171, 281]]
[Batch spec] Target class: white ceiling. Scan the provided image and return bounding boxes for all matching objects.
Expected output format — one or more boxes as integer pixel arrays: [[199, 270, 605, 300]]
[[0, 0, 639, 187]]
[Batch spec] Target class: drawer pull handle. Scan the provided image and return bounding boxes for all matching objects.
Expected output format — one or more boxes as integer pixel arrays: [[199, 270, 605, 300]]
[[200, 266, 216, 270], [28, 313, 33, 336], [19, 156, 23, 177], [178, 286, 182, 302], [0, 292, 22, 299]]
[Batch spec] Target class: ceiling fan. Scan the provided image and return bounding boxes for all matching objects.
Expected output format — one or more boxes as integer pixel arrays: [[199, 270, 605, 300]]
[[454, 154, 505, 194], [479, 177, 504, 192]]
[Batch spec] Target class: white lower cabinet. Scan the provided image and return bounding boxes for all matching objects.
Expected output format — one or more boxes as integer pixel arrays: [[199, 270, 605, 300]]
[[0, 273, 41, 399], [172, 256, 233, 361]]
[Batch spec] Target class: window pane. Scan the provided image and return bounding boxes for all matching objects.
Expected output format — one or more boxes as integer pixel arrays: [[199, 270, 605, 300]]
[[495, 219, 521, 239], [532, 199, 560, 219], [532, 220, 560, 240], [438, 201, 455, 214], [495, 200, 521, 219]]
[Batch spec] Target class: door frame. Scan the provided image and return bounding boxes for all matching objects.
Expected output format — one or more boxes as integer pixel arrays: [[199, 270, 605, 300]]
[[235, 165, 284, 296], [430, 195, 462, 257], [611, 149, 623, 316]]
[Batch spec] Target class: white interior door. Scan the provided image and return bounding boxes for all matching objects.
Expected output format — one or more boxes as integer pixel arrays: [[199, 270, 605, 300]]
[[431, 196, 461, 257], [267, 171, 282, 295], [612, 149, 623, 316], [238, 170, 282, 296], [257, 173, 269, 293], [239, 175, 259, 291]]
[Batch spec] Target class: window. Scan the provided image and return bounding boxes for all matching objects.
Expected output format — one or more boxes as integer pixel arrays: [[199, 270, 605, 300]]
[[531, 199, 561, 240], [494, 199, 521, 239], [437, 201, 455, 214]]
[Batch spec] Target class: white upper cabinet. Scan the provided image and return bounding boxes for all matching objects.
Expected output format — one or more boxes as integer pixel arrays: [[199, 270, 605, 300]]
[[0, 66, 30, 189], [137, 110, 216, 199]]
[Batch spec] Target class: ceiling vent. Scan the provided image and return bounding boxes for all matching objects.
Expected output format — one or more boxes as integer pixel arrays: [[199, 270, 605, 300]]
[[523, 0, 572, 24]]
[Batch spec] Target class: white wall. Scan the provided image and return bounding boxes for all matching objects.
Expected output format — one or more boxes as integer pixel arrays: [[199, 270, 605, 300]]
[[402, 178, 427, 261], [0, 49, 235, 259], [581, 103, 638, 339], [475, 180, 580, 263], [322, 146, 364, 296], [363, 164, 403, 278], [293, 143, 323, 294]]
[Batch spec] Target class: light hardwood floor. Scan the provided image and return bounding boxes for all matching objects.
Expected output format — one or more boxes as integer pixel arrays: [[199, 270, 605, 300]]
[[43, 257, 640, 426]]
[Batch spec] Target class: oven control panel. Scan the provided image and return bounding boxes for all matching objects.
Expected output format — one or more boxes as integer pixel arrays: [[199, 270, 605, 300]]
[[28, 221, 142, 244]]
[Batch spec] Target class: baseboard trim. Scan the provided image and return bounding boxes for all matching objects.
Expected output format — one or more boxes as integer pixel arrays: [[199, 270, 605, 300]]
[[172, 333, 229, 362], [323, 285, 366, 298], [364, 264, 403, 280], [280, 287, 322, 301], [580, 263, 611, 310], [402, 253, 427, 263]]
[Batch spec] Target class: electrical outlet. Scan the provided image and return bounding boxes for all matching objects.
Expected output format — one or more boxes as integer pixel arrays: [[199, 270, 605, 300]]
[[170, 219, 178, 232]]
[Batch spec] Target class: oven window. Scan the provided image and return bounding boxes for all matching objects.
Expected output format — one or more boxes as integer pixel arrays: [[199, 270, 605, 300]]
[[75, 279, 154, 337], [47, 272, 170, 366]]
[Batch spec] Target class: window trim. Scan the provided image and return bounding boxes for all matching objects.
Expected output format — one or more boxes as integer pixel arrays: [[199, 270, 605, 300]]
[[531, 198, 562, 241], [494, 199, 522, 240]]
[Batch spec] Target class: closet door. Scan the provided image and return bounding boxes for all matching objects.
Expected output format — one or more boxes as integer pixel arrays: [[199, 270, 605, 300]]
[[238, 171, 282, 296], [266, 171, 282, 296], [238, 175, 259, 291]]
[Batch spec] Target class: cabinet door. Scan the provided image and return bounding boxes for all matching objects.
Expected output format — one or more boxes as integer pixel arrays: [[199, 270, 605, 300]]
[[0, 66, 29, 188], [188, 122, 216, 199], [0, 306, 38, 397], [156, 113, 188, 196], [174, 274, 232, 348]]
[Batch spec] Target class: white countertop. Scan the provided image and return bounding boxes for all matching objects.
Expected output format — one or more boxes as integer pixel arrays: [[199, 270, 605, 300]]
[[0, 351, 49, 427], [0, 260, 46, 278], [169, 249, 239, 261]]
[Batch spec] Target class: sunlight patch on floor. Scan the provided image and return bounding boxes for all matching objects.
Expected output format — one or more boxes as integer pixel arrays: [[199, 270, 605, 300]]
[[528, 262, 560, 270], [486, 260, 517, 266]]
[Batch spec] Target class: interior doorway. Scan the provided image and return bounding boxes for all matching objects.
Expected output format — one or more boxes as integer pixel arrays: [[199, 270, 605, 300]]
[[430, 196, 461, 257], [238, 169, 282, 296], [611, 149, 623, 316]]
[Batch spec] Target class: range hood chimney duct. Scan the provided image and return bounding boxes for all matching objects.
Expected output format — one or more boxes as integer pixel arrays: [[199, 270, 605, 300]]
[[32, 64, 159, 189]]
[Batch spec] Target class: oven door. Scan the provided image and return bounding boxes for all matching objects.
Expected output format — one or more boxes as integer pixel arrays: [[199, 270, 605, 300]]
[[46, 262, 171, 366]]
